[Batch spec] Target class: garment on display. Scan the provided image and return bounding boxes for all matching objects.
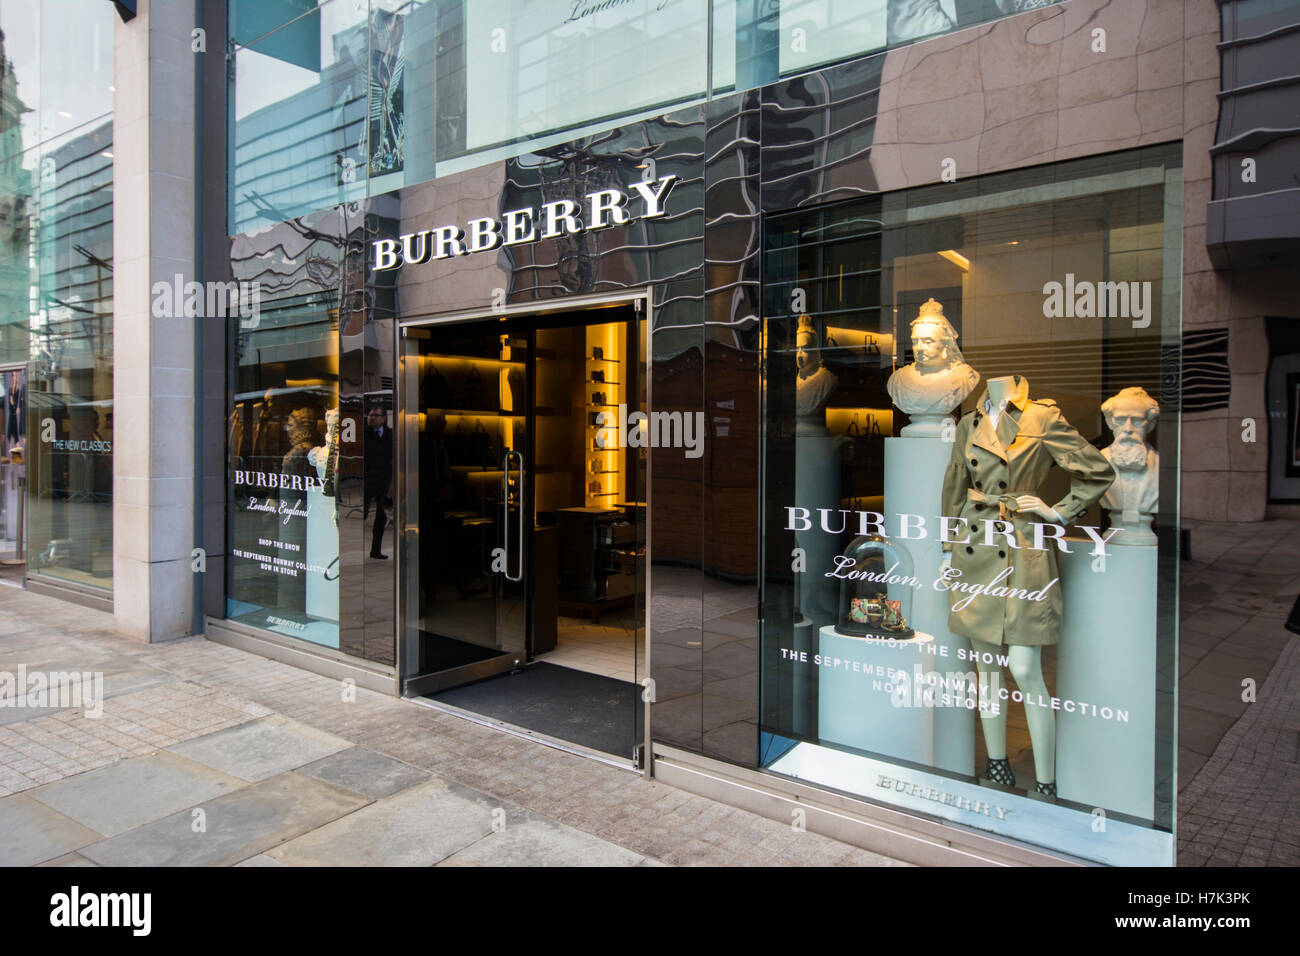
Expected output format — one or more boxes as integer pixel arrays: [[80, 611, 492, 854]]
[[940, 374, 1115, 647]]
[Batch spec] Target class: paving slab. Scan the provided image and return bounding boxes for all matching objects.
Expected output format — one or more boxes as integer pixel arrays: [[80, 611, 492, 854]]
[[100, 666, 178, 701], [266, 776, 507, 866], [0, 794, 103, 866], [435, 807, 653, 867], [79, 772, 368, 867], [296, 746, 431, 799], [30, 750, 247, 837], [37, 852, 100, 867], [166, 714, 352, 782]]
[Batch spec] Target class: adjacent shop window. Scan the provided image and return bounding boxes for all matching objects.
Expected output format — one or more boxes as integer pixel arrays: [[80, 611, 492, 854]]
[[759, 145, 1182, 865], [26, 125, 115, 589], [0, 0, 116, 589], [226, 294, 342, 648]]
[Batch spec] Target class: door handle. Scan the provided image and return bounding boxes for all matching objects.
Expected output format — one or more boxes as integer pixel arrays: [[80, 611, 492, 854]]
[[503, 449, 523, 582]]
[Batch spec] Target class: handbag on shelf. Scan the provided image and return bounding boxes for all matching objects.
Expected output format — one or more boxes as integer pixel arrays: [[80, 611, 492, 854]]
[[470, 420, 494, 463], [464, 363, 486, 408], [423, 360, 451, 408]]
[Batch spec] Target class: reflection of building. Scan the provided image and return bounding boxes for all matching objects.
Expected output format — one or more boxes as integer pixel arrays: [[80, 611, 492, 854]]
[[0, 2, 115, 592], [10, 0, 1299, 869]]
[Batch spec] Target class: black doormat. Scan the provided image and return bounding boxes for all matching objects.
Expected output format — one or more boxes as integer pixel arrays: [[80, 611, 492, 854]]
[[426, 662, 638, 758]]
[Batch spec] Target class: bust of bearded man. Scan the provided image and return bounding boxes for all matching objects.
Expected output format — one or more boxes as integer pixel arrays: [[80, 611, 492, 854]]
[[1099, 386, 1160, 545]]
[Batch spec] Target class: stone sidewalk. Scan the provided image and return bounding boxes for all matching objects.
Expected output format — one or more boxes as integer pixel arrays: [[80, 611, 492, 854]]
[[1175, 518, 1300, 866], [0, 587, 904, 867]]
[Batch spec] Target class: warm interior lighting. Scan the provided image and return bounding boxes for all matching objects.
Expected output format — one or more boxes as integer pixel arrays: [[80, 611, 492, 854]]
[[937, 249, 970, 271]]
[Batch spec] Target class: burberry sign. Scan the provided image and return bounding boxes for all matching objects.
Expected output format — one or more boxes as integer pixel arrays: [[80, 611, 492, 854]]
[[372, 175, 678, 272]]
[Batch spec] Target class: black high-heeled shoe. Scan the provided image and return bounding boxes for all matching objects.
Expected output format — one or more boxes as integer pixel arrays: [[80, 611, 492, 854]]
[[1035, 780, 1057, 797], [984, 757, 1016, 787]]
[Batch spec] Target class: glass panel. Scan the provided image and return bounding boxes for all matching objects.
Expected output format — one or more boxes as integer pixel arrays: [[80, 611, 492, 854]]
[[226, 290, 340, 646], [228, 0, 369, 234], [401, 323, 521, 678], [759, 145, 1182, 866], [0, 2, 41, 161], [404, 0, 710, 177], [27, 123, 113, 589], [37, 0, 114, 146]]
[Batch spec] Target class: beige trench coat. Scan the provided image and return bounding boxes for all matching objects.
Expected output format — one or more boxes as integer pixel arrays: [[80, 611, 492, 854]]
[[940, 377, 1115, 646]]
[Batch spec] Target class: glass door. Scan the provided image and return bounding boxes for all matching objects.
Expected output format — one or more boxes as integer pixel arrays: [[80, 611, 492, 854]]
[[400, 320, 530, 695]]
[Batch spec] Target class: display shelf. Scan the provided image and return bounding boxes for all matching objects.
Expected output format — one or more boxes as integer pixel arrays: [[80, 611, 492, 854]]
[[427, 409, 524, 419], [418, 354, 523, 368]]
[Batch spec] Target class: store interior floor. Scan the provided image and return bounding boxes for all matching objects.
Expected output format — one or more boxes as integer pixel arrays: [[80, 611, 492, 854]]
[[535, 608, 643, 684]]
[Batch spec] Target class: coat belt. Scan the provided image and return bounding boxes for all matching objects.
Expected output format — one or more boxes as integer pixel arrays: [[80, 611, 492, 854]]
[[966, 488, 1034, 521]]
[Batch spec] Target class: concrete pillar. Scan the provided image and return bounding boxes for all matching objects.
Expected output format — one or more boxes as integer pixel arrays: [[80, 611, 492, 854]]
[[112, 0, 197, 640]]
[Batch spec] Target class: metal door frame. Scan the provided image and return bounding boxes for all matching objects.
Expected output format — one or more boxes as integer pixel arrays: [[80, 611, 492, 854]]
[[0, 361, 28, 586]]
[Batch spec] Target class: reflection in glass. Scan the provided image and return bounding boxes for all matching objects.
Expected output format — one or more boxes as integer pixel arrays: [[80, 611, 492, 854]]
[[26, 124, 114, 589], [228, 0, 369, 233]]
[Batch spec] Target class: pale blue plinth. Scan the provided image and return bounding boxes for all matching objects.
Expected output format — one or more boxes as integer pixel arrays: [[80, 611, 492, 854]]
[[1057, 543, 1157, 820], [305, 488, 339, 630], [884, 434, 974, 776], [817, 625, 934, 765]]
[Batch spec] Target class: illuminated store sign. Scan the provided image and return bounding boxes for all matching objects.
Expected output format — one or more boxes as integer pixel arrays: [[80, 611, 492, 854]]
[[372, 175, 678, 271]]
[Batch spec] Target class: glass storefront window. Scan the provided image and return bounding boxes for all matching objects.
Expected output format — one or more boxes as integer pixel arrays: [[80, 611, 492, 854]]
[[228, 0, 370, 234], [0, 1, 115, 589], [226, 287, 341, 648], [26, 124, 115, 589], [230, 1, 1075, 234], [759, 145, 1182, 865]]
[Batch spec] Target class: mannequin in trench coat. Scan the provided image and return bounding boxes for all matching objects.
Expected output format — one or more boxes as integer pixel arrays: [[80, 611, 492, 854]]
[[939, 375, 1115, 794], [940, 375, 1115, 647]]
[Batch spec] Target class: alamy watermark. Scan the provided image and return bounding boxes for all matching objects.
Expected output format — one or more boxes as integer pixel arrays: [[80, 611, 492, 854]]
[[595, 404, 705, 459], [0, 665, 103, 718], [151, 275, 261, 328], [1042, 274, 1152, 329]]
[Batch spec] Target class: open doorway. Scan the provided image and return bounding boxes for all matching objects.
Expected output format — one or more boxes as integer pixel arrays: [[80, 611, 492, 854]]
[[399, 302, 646, 760]]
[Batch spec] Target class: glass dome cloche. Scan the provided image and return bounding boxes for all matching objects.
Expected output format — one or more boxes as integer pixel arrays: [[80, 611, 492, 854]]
[[836, 534, 916, 639]]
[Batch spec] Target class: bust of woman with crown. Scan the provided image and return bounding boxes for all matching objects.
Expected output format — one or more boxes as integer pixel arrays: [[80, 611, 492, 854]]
[[795, 314, 839, 436], [886, 298, 980, 436]]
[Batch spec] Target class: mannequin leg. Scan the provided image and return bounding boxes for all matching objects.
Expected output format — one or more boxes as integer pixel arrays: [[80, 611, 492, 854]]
[[1007, 645, 1056, 785], [970, 639, 1007, 760]]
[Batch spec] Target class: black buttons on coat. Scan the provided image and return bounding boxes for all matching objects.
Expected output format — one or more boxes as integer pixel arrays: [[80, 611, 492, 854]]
[[970, 458, 978, 467], [998, 550, 1007, 558], [998, 480, 1007, 489], [974, 481, 982, 489], [965, 546, 974, 554]]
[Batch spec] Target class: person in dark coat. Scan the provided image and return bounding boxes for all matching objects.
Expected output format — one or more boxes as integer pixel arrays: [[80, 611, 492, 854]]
[[364, 406, 393, 559]]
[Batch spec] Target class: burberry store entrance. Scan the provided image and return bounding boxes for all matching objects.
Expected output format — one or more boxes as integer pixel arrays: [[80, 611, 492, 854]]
[[398, 303, 647, 760]]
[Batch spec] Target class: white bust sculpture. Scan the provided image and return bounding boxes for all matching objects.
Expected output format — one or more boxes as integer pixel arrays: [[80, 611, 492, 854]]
[[795, 314, 839, 436], [1100, 386, 1159, 546], [308, 407, 341, 480], [886, 299, 980, 436]]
